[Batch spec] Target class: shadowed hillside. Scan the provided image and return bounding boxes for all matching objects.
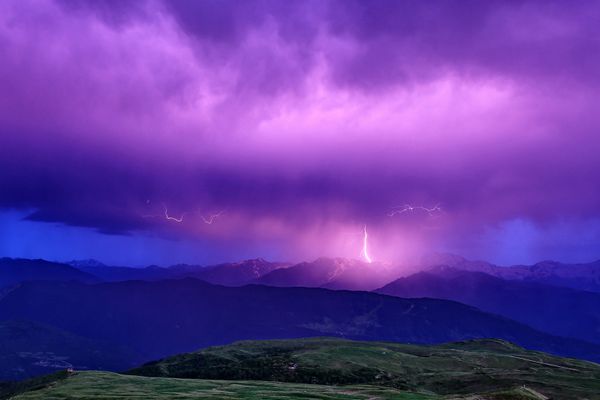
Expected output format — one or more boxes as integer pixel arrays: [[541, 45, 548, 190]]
[[377, 267, 600, 344], [0, 320, 138, 381], [1, 279, 599, 367]]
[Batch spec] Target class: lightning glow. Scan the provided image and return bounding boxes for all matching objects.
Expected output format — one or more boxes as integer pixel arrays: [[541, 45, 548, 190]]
[[362, 225, 372, 263], [388, 204, 442, 217]]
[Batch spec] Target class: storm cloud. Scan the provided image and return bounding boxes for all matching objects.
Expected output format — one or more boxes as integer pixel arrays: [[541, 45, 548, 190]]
[[1, 0, 599, 263]]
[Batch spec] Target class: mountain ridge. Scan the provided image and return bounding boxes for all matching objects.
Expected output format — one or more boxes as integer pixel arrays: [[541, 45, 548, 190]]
[[0, 258, 98, 288], [377, 267, 600, 344], [421, 253, 600, 292], [0, 278, 599, 366], [255, 257, 402, 291]]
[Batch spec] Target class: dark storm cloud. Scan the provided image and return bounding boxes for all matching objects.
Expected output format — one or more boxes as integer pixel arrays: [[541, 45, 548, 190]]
[[0, 0, 599, 261]]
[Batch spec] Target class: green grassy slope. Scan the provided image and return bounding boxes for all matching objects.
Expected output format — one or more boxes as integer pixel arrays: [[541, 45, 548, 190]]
[[6, 338, 600, 400], [129, 337, 600, 399], [5, 371, 556, 400], [10, 371, 435, 400]]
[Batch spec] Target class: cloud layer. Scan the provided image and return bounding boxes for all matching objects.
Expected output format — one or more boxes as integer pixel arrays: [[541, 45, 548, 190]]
[[1, 0, 599, 263]]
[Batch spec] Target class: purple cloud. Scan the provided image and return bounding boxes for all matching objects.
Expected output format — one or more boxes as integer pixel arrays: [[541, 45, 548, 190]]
[[1, 0, 599, 263]]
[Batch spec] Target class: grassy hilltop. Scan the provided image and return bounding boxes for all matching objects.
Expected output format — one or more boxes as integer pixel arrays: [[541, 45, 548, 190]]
[[9, 371, 433, 400], [5, 337, 600, 399]]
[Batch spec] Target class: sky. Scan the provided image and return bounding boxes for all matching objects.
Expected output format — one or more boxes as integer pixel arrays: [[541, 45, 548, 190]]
[[0, 0, 599, 266]]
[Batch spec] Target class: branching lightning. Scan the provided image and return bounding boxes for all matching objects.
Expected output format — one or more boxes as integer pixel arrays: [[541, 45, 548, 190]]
[[163, 205, 184, 223], [142, 203, 224, 225], [200, 210, 224, 225], [141, 204, 184, 223], [388, 204, 441, 217], [362, 225, 373, 263]]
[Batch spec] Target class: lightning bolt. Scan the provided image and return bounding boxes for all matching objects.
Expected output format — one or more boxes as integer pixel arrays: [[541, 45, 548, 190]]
[[200, 210, 224, 225], [143, 203, 224, 225], [163, 204, 184, 223], [362, 225, 373, 263], [388, 204, 441, 217], [141, 204, 184, 223]]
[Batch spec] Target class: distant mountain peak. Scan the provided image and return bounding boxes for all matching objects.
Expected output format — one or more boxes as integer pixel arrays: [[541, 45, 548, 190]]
[[243, 257, 268, 264]]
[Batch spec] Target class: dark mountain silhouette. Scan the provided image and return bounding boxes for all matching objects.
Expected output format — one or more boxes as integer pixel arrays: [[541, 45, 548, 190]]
[[170, 258, 289, 286], [69, 254, 600, 293], [421, 253, 600, 293], [377, 267, 600, 345], [72, 263, 174, 282], [0, 258, 97, 288], [255, 257, 401, 291], [0, 279, 599, 366], [73, 258, 287, 286]]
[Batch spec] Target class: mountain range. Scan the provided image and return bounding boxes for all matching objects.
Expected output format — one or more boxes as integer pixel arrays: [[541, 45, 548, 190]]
[[69, 258, 288, 286], [255, 257, 402, 291], [3, 254, 598, 294], [70, 257, 401, 291], [377, 266, 600, 345], [1, 278, 600, 380], [420, 253, 600, 293], [2, 254, 600, 381]]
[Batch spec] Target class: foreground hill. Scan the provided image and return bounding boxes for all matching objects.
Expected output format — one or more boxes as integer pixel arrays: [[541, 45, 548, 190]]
[[423, 254, 600, 293], [6, 338, 599, 399], [0, 279, 599, 368], [3, 371, 430, 400], [377, 267, 600, 345], [129, 337, 600, 399], [0, 258, 97, 288]]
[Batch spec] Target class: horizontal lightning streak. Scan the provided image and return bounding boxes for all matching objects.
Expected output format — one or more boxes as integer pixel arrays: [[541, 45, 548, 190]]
[[142, 204, 224, 225], [388, 204, 441, 217]]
